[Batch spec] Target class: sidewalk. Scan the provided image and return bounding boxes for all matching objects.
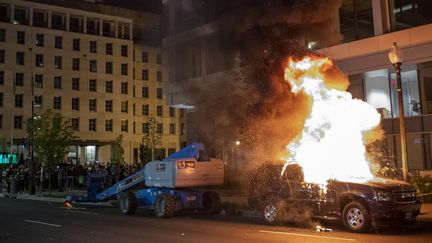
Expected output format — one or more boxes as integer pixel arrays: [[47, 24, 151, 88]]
[[1, 190, 431, 222]]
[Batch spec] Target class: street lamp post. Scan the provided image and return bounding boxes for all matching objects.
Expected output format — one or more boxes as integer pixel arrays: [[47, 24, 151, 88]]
[[388, 42, 408, 181]]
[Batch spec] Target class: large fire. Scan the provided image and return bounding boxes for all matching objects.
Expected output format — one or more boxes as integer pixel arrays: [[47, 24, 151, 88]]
[[283, 55, 381, 185]]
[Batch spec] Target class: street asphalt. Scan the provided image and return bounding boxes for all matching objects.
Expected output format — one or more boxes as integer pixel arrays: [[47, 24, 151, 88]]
[[1, 197, 432, 243]]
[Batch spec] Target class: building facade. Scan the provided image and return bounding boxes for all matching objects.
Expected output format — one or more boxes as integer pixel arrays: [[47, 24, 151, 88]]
[[0, 0, 185, 165], [163, 0, 432, 173]]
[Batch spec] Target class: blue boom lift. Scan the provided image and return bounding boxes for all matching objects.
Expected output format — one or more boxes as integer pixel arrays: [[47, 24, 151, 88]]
[[65, 143, 224, 217]]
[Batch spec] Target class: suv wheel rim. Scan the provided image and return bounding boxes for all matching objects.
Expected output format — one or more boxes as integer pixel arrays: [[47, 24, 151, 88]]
[[264, 204, 277, 222], [347, 208, 363, 229]]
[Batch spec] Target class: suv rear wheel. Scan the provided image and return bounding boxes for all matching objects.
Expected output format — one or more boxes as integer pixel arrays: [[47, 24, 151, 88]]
[[342, 201, 371, 233]]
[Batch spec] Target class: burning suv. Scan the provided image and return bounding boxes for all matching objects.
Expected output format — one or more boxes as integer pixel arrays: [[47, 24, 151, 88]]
[[247, 162, 421, 233]]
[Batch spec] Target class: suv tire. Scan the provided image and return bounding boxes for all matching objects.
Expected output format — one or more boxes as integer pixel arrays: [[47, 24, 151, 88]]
[[342, 201, 371, 233], [262, 197, 285, 225]]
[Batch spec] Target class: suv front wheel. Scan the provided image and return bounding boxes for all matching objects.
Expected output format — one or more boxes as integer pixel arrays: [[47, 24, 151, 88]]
[[262, 197, 285, 225], [342, 201, 371, 233]]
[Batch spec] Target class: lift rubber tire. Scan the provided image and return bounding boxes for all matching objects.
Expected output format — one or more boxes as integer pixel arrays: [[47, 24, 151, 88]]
[[119, 191, 137, 215], [202, 191, 222, 215], [154, 194, 176, 218], [342, 201, 371, 233], [261, 197, 285, 225]]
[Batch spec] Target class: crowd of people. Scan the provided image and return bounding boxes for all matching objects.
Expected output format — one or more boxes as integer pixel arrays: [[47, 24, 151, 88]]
[[0, 162, 142, 194]]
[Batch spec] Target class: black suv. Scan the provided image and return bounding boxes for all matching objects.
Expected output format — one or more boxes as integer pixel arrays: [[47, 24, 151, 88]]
[[247, 162, 421, 233]]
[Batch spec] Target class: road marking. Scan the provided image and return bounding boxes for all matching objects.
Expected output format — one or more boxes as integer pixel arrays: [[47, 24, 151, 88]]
[[24, 220, 62, 228], [259, 230, 355, 241], [66, 210, 99, 215]]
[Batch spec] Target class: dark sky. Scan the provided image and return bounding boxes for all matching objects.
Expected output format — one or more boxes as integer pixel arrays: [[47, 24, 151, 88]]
[[100, 0, 161, 13]]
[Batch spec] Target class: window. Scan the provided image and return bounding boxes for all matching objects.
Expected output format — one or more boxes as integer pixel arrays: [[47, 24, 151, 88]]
[[142, 122, 149, 134], [157, 106, 163, 116], [157, 71, 162, 82], [90, 40, 97, 53], [390, 0, 432, 31], [89, 79, 97, 92], [73, 38, 80, 51], [121, 63, 128, 75], [72, 78, 80, 90], [33, 10, 47, 27], [14, 8, 28, 25], [157, 123, 163, 134], [71, 118, 79, 131], [169, 123, 176, 135], [121, 120, 128, 132], [105, 119, 113, 132], [55, 36, 62, 49], [16, 52, 24, 65], [53, 96, 61, 109], [34, 95, 43, 109], [121, 82, 128, 94], [142, 69, 149, 80], [121, 45, 128, 57], [0, 71, 3, 85], [52, 14, 65, 30], [54, 76, 62, 89], [89, 118, 96, 131], [142, 104, 149, 115], [54, 56, 62, 69], [339, 0, 374, 42], [0, 50, 4, 63], [15, 73, 24, 86], [14, 116, 23, 129], [34, 74, 43, 88], [36, 33, 44, 47], [0, 93, 2, 106], [90, 60, 97, 72], [142, 87, 149, 98], [105, 80, 113, 93], [89, 98, 97, 112], [15, 94, 23, 107], [35, 54, 43, 67], [106, 43, 113, 55], [156, 53, 162, 64], [169, 107, 175, 117], [157, 88, 163, 99], [105, 100, 113, 112], [142, 52, 148, 62], [121, 100, 128, 113], [0, 29, 5, 42], [72, 58, 80, 70], [17, 31, 25, 44], [72, 97, 80, 110], [106, 62, 113, 74]]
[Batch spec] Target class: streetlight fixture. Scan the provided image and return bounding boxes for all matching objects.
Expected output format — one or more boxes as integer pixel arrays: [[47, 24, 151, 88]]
[[388, 42, 408, 181]]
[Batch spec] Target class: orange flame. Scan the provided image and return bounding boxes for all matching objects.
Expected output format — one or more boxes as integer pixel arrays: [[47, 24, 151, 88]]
[[283, 55, 381, 185]]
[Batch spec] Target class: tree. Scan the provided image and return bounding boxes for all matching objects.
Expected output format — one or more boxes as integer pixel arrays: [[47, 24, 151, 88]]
[[110, 135, 125, 165], [31, 109, 75, 194], [140, 117, 162, 164]]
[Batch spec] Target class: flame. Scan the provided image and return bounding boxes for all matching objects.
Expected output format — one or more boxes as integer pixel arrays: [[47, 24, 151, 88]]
[[283, 55, 381, 185]]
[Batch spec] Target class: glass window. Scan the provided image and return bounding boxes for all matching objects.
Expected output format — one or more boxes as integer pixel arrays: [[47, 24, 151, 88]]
[[89, 79, 97, 92], [157, 105, 163, 116], [105, 100, 113, 112], [90, 60, 97, 72], [52, 14, 65, 30], [0, 29, 4, 42], [55, 36, 62, 49], [142, 104, 149, 115], [121, 82, 128, 94], [106, 43, 113, 55], [157, 88, 163, 99], [105, 119, 113, 132], [121, 100, 128, 113], [90, 41, 97, 53], [35, 54, 44, 67], [71, 118, 79, 131], [72, 97, 80, 110], [156, 53, 162, 64], [106, 80, 113, 93], [0, 50, 4, 63], [36, 33, 44, 47], [389, 70, 420, 117], [89, 118, 96, 131], [54, 56, 62, 69], [15, 94, 23, 107], [142, 69, 149, 80], [14, 116, 23, 129], [53, 96, 61, 109], [16, 52, 24, 65], [169, 107, 175, 117], [106, 62, 113, 74], [34, 74, 43, 88], [33, 10, 47, 27], [54, 76, 62, 89], [73, 38, 80, 51], [169, 123, 176, 134], [142, 86, 149, 98], [17, 31, 25, 44], [157, 71, 162, 82], [72, 58, 80, 70], [72, 78, 80, 90], [0, 71, 3, 85], [339, 0, 374, 42], [121, 120, 128, 132], [89, 98, 97, 112], [15, 73, 24, 86], [70, 16, 83, 33], [142, 122, 149, 134], [121, 45, 128, 57], [157, 123, 163, 134], [121, 63, 128, 75], [34, 95, 43, 109], [142, 52, 148, 62], [390, 0, 432, 31]]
